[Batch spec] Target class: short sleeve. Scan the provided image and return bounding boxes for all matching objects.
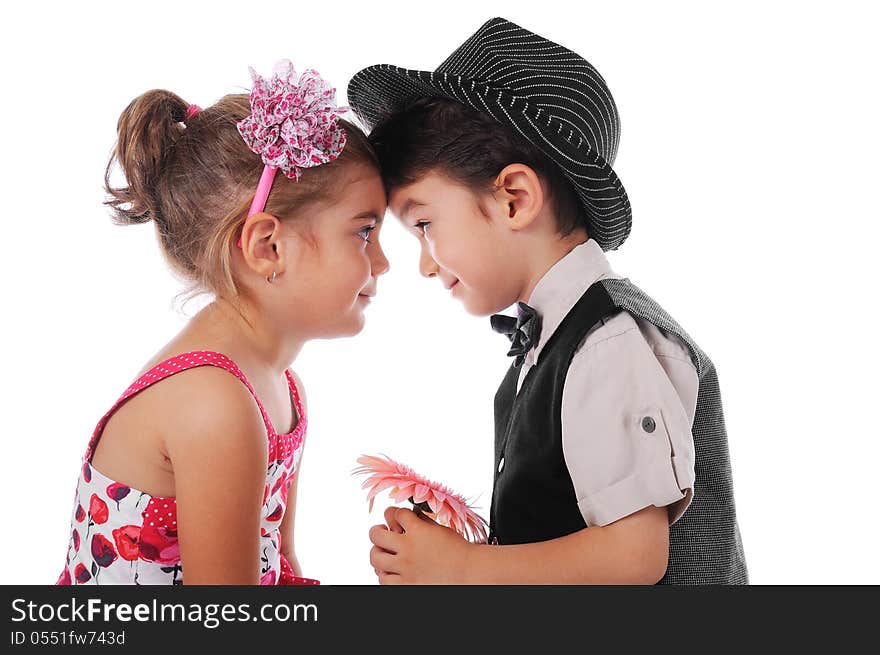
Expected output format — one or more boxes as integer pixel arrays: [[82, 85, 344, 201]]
[[561, 315, 697, 528]]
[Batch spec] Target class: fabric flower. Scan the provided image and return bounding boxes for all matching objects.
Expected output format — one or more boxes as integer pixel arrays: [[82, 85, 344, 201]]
[[237, 59, 348, 181], [353, 454, 489, 544]]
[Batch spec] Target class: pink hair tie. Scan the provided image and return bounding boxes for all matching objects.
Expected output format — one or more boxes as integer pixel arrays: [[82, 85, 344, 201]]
[[185, 104, 201, 120], [234, 59, 348, 248]]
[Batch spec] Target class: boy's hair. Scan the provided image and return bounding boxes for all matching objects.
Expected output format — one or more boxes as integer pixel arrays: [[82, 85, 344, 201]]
[[368, 96, 584, 236], [105, 89, 378, 307]]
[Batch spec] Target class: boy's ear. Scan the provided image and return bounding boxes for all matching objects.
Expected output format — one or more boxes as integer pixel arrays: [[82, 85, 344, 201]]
[[493, 164, 545, 230]]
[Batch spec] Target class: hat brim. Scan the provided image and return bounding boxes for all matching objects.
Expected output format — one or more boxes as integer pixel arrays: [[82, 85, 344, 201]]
[[347, 64, 632, 251]]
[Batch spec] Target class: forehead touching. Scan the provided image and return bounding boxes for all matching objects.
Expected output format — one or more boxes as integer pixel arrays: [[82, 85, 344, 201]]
[[388, 170, 479, 221], [320, 163, 387, 222]]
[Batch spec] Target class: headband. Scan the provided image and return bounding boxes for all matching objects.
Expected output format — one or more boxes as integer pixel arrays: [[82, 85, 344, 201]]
[[233, 59, 349, 248]]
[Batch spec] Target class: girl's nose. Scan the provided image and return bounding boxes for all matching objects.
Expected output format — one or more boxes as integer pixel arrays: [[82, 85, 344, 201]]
[[372, 242, 390, 276]]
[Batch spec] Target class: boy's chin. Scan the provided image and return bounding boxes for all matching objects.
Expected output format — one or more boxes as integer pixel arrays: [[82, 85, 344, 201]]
[[459, 292, 516, 318]]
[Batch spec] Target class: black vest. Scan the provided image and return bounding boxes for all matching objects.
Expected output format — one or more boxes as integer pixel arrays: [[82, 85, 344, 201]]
[[489, 279, 748, 584]]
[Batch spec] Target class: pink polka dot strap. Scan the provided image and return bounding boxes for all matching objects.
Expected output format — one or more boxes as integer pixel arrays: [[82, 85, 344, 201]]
[[84, 350, 306, 465]]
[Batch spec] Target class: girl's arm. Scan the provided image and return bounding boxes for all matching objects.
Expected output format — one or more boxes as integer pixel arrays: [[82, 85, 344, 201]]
[[163, 366, 269, 585], [278, 370, 308, 574], [371, 504, 670, 584]]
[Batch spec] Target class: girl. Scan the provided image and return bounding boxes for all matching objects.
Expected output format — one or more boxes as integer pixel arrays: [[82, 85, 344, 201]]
[[56, 60, 389, 585]]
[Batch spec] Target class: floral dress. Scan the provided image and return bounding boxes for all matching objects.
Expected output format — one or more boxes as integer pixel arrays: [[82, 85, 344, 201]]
[[56, 350, 318, 585]]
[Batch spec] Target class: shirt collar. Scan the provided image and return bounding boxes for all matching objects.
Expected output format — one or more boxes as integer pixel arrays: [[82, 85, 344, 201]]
[[523, 238, 620, 366]]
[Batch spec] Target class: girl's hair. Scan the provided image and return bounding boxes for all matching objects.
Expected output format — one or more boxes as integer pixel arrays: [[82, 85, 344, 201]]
[[105, 89, 378, 310], [368, 96, 583, 236]]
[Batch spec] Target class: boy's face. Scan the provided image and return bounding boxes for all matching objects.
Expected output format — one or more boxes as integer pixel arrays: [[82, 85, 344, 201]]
[[389, 171, 525, 316]]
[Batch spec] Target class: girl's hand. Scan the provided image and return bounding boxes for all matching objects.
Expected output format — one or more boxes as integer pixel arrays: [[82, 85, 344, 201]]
[[369, 506, 472, 584], [284, 551, 303, 577]]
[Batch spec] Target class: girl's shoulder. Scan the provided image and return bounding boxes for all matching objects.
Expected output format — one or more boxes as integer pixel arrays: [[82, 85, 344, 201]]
[[129, 349, 269, 443], [90, 349, 268, 497], [158, 361, 270, 472], [148, 355, 269, 464]]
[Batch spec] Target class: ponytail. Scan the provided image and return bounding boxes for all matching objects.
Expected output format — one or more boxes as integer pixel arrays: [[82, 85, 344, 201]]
[[104, 89, 189, 226]]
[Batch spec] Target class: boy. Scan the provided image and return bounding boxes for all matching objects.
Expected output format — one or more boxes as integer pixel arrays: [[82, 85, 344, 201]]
[[348, 17, 747, 584]]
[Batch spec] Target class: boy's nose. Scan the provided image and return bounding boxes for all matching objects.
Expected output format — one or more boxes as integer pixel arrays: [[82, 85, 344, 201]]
[[419, 245, 439, 279]]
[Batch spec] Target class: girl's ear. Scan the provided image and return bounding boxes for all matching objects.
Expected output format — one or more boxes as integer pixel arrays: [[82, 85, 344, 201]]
[[239, 212, 289, 278], [492, 164, 545, 230]]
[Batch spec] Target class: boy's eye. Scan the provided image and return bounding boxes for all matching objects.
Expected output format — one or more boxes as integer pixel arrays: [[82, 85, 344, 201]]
[[414, 220, 430, 236], [357, 225, 376, 244]]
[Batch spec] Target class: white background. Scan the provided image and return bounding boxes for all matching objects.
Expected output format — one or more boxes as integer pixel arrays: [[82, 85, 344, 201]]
[[1, 1, 877, 584]]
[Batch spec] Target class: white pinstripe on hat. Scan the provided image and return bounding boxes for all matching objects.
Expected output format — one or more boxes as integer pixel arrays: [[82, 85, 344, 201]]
[[347, 17, 632, 251]]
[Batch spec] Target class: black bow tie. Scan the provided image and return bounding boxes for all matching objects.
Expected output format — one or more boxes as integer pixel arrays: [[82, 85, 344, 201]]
[[490, 302, 542, 367]]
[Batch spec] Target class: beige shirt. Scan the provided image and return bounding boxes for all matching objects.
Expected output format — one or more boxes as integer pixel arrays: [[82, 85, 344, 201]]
[[516, 239, 697, 527]]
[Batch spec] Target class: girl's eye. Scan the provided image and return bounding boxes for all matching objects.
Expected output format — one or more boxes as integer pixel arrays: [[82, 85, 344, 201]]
[[414, 220, 430, 237], [358, 225, 376, 244]]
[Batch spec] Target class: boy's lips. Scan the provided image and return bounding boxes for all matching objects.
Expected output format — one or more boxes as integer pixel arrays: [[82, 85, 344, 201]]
[[445, 280, 459, 291]]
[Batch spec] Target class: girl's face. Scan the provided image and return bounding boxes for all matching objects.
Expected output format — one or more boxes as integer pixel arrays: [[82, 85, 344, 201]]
[[277, 165, 390, 338], [388, 171, 523, 316]]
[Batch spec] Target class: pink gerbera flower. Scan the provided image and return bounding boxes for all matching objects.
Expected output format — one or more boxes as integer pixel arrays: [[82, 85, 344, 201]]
[[353, 454, 488, 544]]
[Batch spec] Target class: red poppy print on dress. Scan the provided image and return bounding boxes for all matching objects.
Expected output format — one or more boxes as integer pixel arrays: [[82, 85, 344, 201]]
[[89, 494, 109, 525], [91, 533, 118, 572], [56, 568, 72, 585], [74, 563, 91, 584], [106, 483, 130, 509], [139, 525, 179, 564], [74, 504, 85, 523], [112, 525, 140, 562]]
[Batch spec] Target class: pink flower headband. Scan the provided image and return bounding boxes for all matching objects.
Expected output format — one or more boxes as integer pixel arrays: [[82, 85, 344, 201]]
[[232, 59, 349, 248]]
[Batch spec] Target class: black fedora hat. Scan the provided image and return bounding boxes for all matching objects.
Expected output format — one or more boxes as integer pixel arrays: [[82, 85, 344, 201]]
[[347, 17, 632, 251]]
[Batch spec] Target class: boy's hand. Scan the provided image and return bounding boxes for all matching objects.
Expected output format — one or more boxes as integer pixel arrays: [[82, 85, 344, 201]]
[[369, 506, 472, 584]]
